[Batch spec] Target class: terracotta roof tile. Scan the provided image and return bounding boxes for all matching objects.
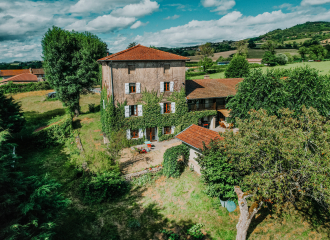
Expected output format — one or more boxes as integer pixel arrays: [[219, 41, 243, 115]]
[[186, 78, 243, 99], [176, 124, 223, 150], [1, 73, 38, 83], [30, 68, 45, 75], [0, 69, 30, 77], [98, 44, 190, 61]]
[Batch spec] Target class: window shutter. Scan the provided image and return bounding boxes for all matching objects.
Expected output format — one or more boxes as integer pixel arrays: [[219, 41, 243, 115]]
[[125, 83, 129, 94], [159, 103, 164, 114], [170, 81, 174, 92], [171, 126, 175, 134], [139, 129, 143, 138], [103, 99, 105, 109], [125, 106, 129, 118], [171, 102, 175, 113], [162, 127, 164, 135], [126, 129, 131, 140], [138, 105, 143, 116], [160, 82, 164, 92], [136, 83, 141, 93]]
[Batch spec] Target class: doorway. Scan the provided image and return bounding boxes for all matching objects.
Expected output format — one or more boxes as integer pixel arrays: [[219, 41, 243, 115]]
[[146, 127, 157, 142]]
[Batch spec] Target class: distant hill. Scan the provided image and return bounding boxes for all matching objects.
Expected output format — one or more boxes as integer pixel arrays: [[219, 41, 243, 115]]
[[251, 21, 330, 42]]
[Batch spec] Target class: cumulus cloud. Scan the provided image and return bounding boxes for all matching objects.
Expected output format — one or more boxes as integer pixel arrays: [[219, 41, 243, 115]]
[[68, 0, 139, 13], [130, 20, 149, 29], [201, 0, 236, 14], [164, 15, 180, 20], [111, 0, 159, 18], [301, 0, 330, 6]]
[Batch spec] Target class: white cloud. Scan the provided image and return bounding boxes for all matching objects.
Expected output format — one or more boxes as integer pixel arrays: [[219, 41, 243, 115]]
[[164, 15, 180, 20], [201, 0, 236, 14], [111, 0, 159, 18], [275, 3, 293, 9], [130, 20, 149, 29], [301, 0, 330, 6], [68, 0, 139, 13]]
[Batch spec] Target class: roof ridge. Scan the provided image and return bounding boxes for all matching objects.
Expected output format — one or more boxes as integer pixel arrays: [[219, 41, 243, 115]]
[[107, 44, 141, 59]]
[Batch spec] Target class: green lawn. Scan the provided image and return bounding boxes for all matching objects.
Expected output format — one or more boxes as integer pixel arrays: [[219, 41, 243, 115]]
[[248, 49, 299, 58], [188, 62, 330, 80]]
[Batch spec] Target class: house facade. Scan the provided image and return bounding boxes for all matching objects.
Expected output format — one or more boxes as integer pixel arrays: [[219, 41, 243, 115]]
[[98, 44, 190, 141]]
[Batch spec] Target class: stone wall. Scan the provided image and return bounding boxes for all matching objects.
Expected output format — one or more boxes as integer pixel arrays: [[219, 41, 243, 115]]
[[188, 148, 202, 175]]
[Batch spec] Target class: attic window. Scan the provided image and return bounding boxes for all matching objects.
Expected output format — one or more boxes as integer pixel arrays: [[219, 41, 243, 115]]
[[128, 65, 135, 74]]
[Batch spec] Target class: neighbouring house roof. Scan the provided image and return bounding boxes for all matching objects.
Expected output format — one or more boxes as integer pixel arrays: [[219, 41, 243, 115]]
[[0, 69, 30, 77], [30, 68, 45, 75], [247, 58, 262, 62], [1, 73, 38, 83], [98, 44, 190, 62], [185, 78, 243, 99], [176, 124, 223, 151]]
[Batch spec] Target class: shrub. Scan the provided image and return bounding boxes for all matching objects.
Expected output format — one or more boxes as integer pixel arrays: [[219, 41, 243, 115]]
[[275, 53, 288, 65], [79, 171, 129, 204], [225, 55, 250, 78], [186, 71, 206, 77], [249, 63, 264, 68], [196, 141, 240, 198], [127, 218, 141, 229], [284, 52, 293, 64], [0, 81, 51, 94], [88, 103, 96, 113], [163, 144, 189, 178], [262, 51, 277, 66], [187, 223, 204, 239]]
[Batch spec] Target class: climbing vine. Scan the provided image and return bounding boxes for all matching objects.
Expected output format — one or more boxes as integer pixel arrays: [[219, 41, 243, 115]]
[[101, 87, 217, 142], [163, 144, 190, 178]]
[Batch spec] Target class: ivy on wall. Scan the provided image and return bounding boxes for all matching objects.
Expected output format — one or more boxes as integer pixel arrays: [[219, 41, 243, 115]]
[[101, 87, 217, 141], [163, 144, 190, 178]]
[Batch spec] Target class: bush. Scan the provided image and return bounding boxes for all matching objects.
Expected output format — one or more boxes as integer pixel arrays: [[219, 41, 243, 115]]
[[159, 134, 175, 142], [163, 144, 189, 178], [186, 71, 206, 77], [79, 171, 129, 204], [196, 141, 240, 198], [275, 53, 288, 65], [88, 103, 96, 113], [225, 55, 250, 78], [284, 52, 293, 64], [261, 51, 277, 66], [0, 81, 51, 94], [187, 223, 204, 239], [249, 63, 264, 68]]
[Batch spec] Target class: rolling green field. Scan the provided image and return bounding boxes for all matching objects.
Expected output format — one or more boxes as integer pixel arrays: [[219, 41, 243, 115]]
[[283, 38, 312, 44], [247, 49, 299, 58], [188, 62, 330, 80]]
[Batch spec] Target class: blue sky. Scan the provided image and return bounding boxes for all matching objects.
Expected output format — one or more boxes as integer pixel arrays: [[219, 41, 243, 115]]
[[0, 0, 330, 62]]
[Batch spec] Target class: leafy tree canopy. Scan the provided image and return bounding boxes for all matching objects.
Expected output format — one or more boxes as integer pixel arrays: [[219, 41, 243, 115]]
[[226, 66, 330, 123], [261, 40, 278, 54], [197, 42, 214, 57], [235, 40, 248, 57], [42, 26, 107, 115], [261, 51, 277, 66], [198, 57, 213, 72], [127, 42, 138, 49], [224, 55, 250, 78]]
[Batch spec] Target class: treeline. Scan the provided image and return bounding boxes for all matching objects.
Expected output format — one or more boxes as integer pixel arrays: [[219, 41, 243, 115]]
[[0, 61, 43, 70], [0, 82, 51, 94]]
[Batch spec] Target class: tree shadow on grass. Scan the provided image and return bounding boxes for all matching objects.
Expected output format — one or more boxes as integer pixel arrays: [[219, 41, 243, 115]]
[[246, 205, 272, 239]]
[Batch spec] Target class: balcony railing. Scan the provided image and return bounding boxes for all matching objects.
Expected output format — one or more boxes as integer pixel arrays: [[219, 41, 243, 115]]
[[188, 102, 216, 111]]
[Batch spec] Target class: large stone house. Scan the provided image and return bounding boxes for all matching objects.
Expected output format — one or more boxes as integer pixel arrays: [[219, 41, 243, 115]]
[[98, 45, 243, 141]]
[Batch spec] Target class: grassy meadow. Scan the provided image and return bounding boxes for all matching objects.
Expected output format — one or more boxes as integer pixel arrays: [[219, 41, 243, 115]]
[[283, 38, 312, 44], [247, 49, 299, 58]]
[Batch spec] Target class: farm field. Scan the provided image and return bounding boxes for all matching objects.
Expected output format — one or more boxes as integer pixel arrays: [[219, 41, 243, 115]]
[[188, 50, 237, 62], [283, 38, 312, 44], [247, 49, 299, 58], [10, 90, 330, 239]]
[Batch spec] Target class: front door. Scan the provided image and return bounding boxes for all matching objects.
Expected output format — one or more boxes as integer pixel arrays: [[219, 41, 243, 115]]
[[146, 127, 157, 142]]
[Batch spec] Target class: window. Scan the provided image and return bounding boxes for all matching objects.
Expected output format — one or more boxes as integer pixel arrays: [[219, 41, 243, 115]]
[[164, 82, 170, 92], [128, 65, 135, 74], [130, 105, 137, 116], [164, 64, 170, 73], [164, 103, 171, 113], [164, 126, 171, 135], [129, 83, 136, 93], [131, 129, 139, 139]]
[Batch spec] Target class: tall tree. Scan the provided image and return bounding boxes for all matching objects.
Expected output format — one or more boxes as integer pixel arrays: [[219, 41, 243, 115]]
[[298, 46, 309, 60], [226, 66, 330, 123], [198, 57, 213, 72], [197, 42, 214, 57], [261, 40, 278, 54], [309, 45, 328, 60], [235, 40, 248, 57], [224, 55, 250, 78], [127, 42, 138, 49], [42, 26, 107, 116], [247, 39, 256, 49], [218, 107, 330, 240], [0, 91, 25, 133]]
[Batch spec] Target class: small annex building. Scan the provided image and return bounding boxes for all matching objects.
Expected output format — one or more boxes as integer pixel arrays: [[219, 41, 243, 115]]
[[0, 73, 39, 86], [176, 124, 223, 175]]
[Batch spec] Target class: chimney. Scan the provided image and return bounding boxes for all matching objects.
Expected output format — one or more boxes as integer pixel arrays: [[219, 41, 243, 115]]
[[107, 52, 109, 56], [29, 68, 32, 73], [204, 75, 210, 79]]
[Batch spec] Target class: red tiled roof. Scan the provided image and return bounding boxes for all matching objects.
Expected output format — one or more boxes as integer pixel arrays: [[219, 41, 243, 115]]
[[0, 69, 30, 77], [186, 78, 243, 99], [176, 124, 223, 150], [98, 44, 190, 61], [30, 68, 45, 75], [1, 73, 38, 83]]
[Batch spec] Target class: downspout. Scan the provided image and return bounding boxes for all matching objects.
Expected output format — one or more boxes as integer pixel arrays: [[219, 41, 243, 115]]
[[110, 60, 114, 104]]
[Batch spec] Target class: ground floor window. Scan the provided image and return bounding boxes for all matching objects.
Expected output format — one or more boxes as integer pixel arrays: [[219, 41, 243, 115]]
[[164, 126, 171, 134], [131, 129, 139, 139]]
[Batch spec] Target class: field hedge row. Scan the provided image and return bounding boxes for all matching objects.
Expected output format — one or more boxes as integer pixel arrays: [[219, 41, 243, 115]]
[[0, 82, 51, 94]]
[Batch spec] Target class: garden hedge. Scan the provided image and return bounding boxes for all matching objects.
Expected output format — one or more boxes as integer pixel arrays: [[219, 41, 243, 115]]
[[0, 82, 51, 94]]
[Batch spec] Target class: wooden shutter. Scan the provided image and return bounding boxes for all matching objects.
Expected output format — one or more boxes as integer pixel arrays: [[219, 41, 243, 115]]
[[171, 102, 175, 113], [138, 105, 143, 116], [170, 81, 174, 92], [160, 82, 164, 92], [159, 103, 164, 114], [125, 106, 129, 118], [136, 82, 141, 93], [171, 126, 175, 134], [126, 129, 131, 140], [103, 99, 105, 109], [139, 129, 143, 138], [125, 83, 129, 94]]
